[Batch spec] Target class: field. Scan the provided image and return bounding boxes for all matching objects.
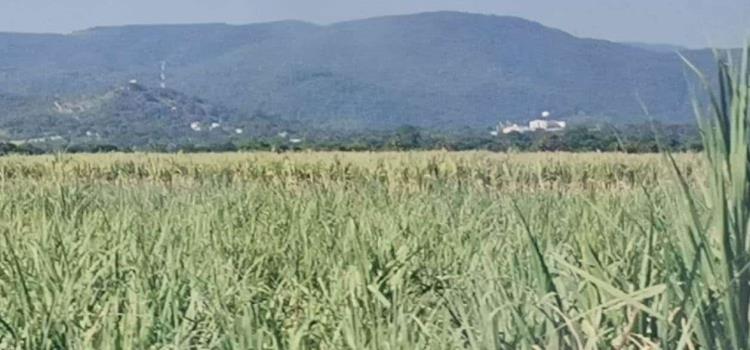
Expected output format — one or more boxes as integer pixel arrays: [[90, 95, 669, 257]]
[[0, 25, 746, 350], [0, 151, 720, 349]]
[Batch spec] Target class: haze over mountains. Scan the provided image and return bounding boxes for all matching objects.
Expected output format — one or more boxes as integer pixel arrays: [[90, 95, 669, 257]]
[[0, 11, 717, 144]]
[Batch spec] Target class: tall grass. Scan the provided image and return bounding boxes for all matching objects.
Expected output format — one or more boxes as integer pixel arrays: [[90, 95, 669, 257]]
[[667, 45, 750, 349], [0, 153, 687, 349]]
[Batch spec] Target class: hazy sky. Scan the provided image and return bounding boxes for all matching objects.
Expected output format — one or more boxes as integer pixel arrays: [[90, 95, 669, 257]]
[[1, 0, 748, 48]]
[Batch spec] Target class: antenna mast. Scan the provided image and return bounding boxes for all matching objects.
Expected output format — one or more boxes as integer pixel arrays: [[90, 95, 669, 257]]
[[160, 61, 167, 89]]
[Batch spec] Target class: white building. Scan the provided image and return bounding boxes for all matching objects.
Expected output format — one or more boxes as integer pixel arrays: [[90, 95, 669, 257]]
[[502, 124, 531, 134], [497, 111, 567, 135], [529, 119, 566, 132], [190, 122, 202, 131]]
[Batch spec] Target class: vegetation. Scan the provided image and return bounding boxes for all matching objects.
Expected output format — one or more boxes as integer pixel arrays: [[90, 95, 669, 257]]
[[0, 84, 287, 146], [0, 121, 702, 153], [0, 74, 742, 348], [0, 12, 719, 133], [0, 151, 704, 349], [664, 46, 750, 349], [0, 27, 746, 350], [0, 142, 43, 156]]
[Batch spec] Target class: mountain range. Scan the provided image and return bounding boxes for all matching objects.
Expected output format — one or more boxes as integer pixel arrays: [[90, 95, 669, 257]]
[[0, 11, 719, 145]]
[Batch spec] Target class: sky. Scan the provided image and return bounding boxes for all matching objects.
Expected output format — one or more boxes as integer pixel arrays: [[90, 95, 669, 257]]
[[1, 0, 748, 48]]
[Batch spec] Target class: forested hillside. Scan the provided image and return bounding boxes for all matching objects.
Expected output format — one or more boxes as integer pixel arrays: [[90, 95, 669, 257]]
[[0, 11, 718, 143]]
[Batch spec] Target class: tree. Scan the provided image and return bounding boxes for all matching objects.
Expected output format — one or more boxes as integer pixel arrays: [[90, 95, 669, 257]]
[[388, 125, 423, 150]]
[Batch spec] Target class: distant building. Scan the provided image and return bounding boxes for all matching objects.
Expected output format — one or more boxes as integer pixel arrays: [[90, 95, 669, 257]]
[[502, 124, 531, 134], [190, 122, 202, 131], [529, 119, 566, 132], [497, 111, 567, 135]]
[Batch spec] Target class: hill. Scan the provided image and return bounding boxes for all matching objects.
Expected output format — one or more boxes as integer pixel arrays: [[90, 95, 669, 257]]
[[0, 11, 719, 141], [0, 83, 287, 146], [624, 42, 689, 53]]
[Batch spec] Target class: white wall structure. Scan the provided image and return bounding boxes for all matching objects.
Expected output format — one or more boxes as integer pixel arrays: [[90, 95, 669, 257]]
[[502, 124, 531, 134], [530, 119, 566, 131], [496, 111, 567, 135]]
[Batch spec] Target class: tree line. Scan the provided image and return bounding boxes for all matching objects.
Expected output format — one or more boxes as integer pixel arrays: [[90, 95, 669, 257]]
[[0, 123, 702, 155]]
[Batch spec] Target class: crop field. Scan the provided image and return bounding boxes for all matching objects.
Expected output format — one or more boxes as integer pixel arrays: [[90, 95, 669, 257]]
[[0, 151, 726, 349], [0, 24, 746, 350]]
